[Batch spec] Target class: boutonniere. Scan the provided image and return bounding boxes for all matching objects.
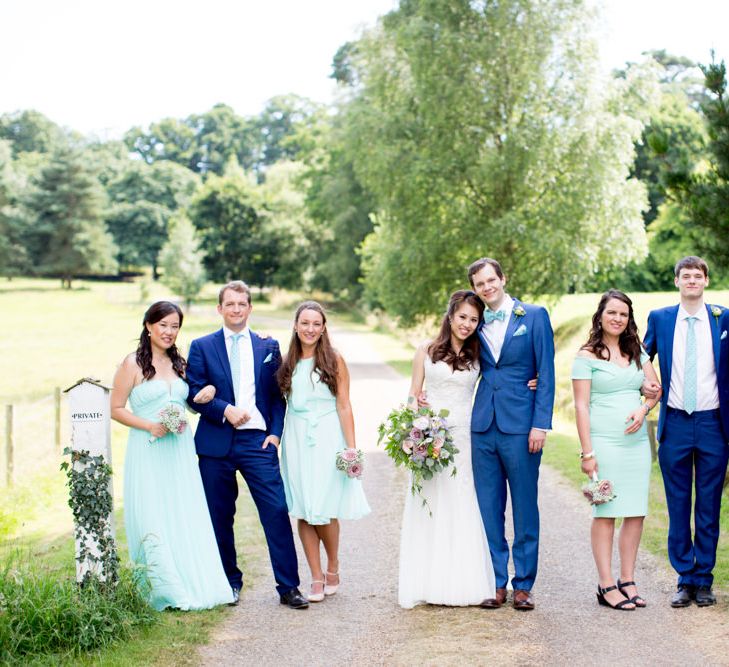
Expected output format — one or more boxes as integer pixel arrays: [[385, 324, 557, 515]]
[[711, 305, 722, 322], [513, 306, 526, 318]]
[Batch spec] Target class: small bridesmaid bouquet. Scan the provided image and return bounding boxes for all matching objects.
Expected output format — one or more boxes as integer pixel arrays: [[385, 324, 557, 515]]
[[150, 403, 188, 443], [582, 473, 617, 505], [336, 448, 365, 478]]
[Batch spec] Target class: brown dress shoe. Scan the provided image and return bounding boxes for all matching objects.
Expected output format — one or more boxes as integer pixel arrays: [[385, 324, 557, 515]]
[[513, 589, 535, 611], [481, 587, 507, 609]]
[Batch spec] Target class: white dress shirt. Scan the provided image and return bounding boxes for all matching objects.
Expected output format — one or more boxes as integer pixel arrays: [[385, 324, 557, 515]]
[[224, 326, 266, 431], [481, 295, 515, 363], [667, 304, 719, 412]]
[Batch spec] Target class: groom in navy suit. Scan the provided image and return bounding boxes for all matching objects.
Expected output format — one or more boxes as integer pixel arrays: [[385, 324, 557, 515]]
[[186, 280, 307, 609], [644, 256, 728, 608], [468, 258, 555, 611]]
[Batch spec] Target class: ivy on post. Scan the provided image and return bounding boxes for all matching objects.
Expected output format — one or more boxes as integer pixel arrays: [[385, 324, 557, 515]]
[[62, 378, 119, 586]]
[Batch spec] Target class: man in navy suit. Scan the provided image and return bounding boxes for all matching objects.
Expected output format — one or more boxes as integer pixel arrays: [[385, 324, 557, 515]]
[[468, 258, 555, 611], [186, 280, 307, 609], [644, 256, 728, 608]]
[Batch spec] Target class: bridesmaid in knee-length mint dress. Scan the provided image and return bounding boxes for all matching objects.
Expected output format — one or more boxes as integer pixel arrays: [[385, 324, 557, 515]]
[[281, 357, 370, 524], [124, 378, 234, 610], [571, 353, 652, 518]]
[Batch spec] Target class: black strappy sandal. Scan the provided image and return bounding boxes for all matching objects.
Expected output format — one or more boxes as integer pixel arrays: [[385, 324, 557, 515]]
[[617, 579, 646, 607], [597, 584, 636, 610]]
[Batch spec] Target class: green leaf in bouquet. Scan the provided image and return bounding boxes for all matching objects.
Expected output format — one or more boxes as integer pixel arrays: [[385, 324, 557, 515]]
[[438, 409, 450, 418], [425, 458, 435, 467]]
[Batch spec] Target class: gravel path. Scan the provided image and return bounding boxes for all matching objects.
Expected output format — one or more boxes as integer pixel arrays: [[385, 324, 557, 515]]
[[199, 326, 729, 666]]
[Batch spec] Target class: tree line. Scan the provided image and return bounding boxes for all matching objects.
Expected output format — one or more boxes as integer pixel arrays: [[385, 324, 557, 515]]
[[0, 0, 727, 320]]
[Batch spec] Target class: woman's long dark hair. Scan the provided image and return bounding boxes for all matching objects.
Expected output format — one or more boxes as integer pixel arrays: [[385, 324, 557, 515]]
[[581, 289, 643, 369], [428, 290, 484, 371], [136, 301, 186, 380], [277, 301, 339, 396]]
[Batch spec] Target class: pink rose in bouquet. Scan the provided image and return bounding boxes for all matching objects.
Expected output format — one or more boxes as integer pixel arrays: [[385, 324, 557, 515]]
[[335, 448, 365, 479]]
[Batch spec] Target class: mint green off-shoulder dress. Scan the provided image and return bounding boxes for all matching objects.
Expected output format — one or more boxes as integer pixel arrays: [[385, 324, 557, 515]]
[[571, 354, 652, 518], [280, 358, 370, 525], [124, 378, 234, 610]]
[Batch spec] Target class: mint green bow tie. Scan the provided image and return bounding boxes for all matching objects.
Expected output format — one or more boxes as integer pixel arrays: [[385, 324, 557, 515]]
[[483, 310, 506, 324]]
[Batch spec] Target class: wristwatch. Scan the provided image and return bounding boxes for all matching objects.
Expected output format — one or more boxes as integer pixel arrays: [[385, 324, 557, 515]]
[[580, 451, 595, 460]]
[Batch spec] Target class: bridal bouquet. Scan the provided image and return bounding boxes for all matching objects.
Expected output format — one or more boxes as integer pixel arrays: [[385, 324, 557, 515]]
[[149, 403, 187, 443], [377, 405, 458, 508], [335, 448, 365, 478], [582, 473, 617, 505]]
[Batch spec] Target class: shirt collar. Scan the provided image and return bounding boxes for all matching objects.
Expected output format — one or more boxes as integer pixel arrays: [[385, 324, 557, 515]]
[[224, 326, 250, 339], [486, 295, 514, 316], [677, 303, 707, 322]]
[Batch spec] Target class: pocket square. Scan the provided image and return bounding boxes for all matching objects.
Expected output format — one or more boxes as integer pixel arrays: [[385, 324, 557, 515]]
[[722, 330, 728, 340], [263, 352, 273, 363], [513, 324, 528, 337]]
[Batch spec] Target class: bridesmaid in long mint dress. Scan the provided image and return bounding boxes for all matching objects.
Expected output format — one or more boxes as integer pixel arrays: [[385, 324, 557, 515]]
[[277, 301, 370, 603], [111, 301, 233, 610], [572, 290, 662, 611]]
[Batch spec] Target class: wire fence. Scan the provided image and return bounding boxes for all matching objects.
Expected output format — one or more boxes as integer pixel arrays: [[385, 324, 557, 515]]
[[1, 389, 68, 487]]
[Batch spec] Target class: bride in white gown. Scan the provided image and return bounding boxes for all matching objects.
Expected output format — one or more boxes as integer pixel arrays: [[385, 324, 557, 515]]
[[399, 290, 496, 608]]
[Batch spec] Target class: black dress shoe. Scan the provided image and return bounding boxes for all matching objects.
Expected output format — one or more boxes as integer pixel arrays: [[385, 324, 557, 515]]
[[229, 587, 240, 606], [280, 588, 309, 609], [695, 586, 716, 607], [670, 585, 695, 608]]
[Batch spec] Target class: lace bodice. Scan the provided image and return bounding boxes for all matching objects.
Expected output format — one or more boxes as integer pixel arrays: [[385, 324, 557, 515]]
[[424, 357, 479, 430]]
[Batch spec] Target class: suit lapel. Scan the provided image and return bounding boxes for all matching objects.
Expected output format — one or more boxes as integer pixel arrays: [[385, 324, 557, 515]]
[[499, 299, 523, 359], [250, 330, 263, 390], [213, 329, 235, 396], [661, 306, 679, 389], [478, 324, 496, 366], [707, 304, 721, 370]]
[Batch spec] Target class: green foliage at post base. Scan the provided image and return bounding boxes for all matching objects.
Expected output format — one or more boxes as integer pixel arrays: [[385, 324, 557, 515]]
[[0, 559, 156, 664], [60, 447, 119, 587]]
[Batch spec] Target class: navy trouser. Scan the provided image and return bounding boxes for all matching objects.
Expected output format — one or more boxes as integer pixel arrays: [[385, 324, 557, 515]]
[[198, 429, 299, 595], [472, 423, 541, 591], [659, 408, 729, 588]]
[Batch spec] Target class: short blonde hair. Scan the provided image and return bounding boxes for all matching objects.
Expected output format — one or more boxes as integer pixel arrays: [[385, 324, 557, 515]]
[[218, 280, 252, 305]]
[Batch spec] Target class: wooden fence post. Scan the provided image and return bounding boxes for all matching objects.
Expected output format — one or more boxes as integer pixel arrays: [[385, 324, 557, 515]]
[[55, 387, 62, 452], [5, 405, 13, 487]]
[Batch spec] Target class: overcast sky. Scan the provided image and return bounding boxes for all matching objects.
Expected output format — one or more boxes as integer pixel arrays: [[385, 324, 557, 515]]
[[1, 0, 727, 139]]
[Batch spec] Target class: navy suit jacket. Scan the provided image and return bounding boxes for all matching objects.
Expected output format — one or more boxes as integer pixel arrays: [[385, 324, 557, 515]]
[[718, 310, 729, 439], [472, 299, 555, 434], [643, 303, 728, 443], [186, 328, 286, 457]]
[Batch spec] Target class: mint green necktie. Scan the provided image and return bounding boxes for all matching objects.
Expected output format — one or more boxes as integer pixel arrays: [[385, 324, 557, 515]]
[[230, 334, 243, 406], [684, 317, 698, 414]]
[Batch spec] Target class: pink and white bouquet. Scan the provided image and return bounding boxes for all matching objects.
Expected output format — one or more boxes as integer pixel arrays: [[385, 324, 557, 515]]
[[377, 405, 458, 508], [582, 473, 617, 505], [149, 403, 187, 443], [335, 448, 365, 478]]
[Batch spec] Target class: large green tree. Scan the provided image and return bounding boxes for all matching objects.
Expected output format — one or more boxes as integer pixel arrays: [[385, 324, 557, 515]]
[[188, 165, 284, 288], [343, 0, 657, 320], [24, 148, 117, 287], [664, 56, 729, 270], [159, 214, 207, 310], [0, 140, 30, 277], [0, 110, 67, 157]]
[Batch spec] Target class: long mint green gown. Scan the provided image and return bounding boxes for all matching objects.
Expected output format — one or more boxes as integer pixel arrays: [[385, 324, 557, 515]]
[[280, 358, 370, 525], [571, 355, 652, 518], [124, 378, 234, 610]]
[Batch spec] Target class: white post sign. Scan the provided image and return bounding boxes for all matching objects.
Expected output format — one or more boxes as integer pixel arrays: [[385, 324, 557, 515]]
[[65, 378, 115, 583]]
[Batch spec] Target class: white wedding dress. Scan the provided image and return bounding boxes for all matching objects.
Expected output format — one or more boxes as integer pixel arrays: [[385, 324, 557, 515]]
[[398, 357, 496, 608]]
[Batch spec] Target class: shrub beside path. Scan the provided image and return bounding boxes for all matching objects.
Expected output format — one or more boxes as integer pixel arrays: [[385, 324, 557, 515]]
[[199, 326, 729, 666]]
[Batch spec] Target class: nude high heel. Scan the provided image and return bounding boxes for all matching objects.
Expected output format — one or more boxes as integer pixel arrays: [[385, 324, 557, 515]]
[[324, 571, 339, 596], [308, 580, 325, 602]]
